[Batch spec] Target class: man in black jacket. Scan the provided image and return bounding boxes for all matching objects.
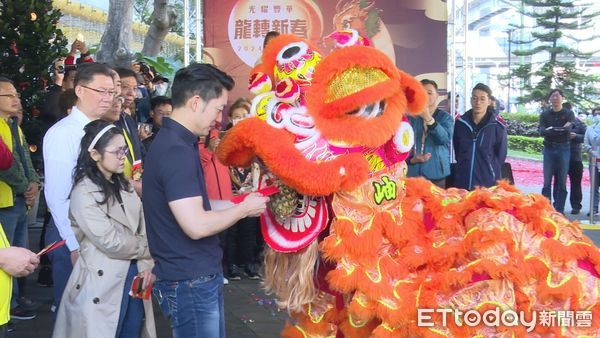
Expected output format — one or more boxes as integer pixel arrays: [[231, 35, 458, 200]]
[[558, 114, 586, 214], [453, 83, 507, 190], [539, 89, 575, 213]]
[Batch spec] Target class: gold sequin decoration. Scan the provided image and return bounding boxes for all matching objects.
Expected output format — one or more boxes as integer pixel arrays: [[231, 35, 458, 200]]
[[326, 67, 389, 103]]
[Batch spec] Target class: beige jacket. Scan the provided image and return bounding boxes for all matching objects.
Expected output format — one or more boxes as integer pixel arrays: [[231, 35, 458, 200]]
[[53, 177, 156, 338]]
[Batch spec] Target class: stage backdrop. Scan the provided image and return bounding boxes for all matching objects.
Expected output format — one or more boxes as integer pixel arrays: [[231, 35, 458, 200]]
[[203, 0, 448, 103]]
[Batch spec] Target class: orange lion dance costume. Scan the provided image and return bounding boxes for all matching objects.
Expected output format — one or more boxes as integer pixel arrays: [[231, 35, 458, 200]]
[[218, 32, 600, 337]]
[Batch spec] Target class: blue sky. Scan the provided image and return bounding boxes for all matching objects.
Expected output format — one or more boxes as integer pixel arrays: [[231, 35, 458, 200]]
[[78, 0, 109, 11]]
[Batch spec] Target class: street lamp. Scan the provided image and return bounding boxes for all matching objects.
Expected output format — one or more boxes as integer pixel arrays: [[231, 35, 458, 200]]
[[506, 28, 515, 113]]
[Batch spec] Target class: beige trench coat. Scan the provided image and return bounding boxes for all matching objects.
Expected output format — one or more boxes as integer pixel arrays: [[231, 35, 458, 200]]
[[52, 177, 156, 338]]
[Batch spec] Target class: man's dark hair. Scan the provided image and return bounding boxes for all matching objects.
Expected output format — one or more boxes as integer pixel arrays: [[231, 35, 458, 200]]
[[547, 89, 564, 100], [152, 74, 169, 83], [263, 31, 280, 48], [420, 79, 438, 90], [472, 83, 492, 99], [151, 96, 172, 110], [0, 76, 14, 86], [73, 63, 113, 87], [114, 67, 137, 81], [171, 63, 234, 109]]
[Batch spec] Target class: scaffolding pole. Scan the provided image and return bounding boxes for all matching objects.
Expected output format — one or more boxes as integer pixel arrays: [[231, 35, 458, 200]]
[[448, 0, 467, 162], [448, 0, 468, 118], [581, 153, 600, 229], [195, 0, 202, 63], [183, 0, 190, 66]]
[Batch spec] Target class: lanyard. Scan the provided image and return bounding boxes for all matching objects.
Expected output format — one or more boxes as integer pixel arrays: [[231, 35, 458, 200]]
[[122, 128, 137, 164]]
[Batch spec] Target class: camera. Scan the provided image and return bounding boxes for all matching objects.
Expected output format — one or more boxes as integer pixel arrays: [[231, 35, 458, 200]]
[[49, 58, 67, 75]]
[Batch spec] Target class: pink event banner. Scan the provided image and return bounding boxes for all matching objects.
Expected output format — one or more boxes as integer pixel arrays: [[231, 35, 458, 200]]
[[203, 0, 447, 101]]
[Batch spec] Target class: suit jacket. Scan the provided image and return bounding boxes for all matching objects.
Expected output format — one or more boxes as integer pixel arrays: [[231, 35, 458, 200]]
[[53, 177, 156, 338]]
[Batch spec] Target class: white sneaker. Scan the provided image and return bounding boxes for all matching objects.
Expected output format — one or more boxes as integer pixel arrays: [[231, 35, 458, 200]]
[[223, 277, 229, 285]]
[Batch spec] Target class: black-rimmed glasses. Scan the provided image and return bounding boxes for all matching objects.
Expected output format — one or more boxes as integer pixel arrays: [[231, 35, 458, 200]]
[[80, 85, 117, 98]]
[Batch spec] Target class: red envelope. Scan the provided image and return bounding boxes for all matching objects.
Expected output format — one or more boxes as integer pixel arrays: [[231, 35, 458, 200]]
[[129, 275, 152, 300], [231, 185, 280, 204], [37, 240, 66, 256]]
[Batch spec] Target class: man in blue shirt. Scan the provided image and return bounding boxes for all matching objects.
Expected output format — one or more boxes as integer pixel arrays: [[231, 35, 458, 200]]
[[142, 63, 268, 338], [407, 79, 453, 188]]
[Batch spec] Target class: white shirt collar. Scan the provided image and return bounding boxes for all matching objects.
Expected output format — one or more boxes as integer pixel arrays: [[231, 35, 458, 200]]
[[70, 105, 93, 127]]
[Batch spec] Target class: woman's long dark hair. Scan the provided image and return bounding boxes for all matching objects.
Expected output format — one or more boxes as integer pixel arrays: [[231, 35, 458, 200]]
[[72, 120, 131, 205]]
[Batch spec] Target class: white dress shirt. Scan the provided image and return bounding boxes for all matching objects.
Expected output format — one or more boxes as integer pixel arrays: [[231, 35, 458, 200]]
[[43, 106, 92, 251]]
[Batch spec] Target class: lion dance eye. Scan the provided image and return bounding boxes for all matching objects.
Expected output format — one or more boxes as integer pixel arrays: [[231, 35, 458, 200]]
[[274, 42, 320, 86], [395, 121, 415, 153], [276, 42, 310, 66], [345, 101, 386, 119]]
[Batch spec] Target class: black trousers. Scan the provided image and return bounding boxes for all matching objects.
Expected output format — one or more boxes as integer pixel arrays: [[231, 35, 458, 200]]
[[224, 217, 260, 267], [561, 160, 583, 211], [0, 323, 6, 338]]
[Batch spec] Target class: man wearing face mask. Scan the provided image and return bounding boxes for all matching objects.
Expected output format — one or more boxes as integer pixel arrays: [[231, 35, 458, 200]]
[[151, 75, 169, 97]]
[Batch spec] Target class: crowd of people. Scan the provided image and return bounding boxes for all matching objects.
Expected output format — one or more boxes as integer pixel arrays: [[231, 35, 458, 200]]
[[538, 90, 600, 216], [408, 82, 600, 220], [407, 81, 508, 191], [0, 34, 598, 338], [0, 38, 269, 337]]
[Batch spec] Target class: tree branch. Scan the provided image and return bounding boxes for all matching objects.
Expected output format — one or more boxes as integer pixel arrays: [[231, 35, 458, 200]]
[[141, 0, 178, 56]]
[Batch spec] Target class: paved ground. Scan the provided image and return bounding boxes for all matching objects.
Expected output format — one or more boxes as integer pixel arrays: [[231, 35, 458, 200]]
[[11, 228, 289, 337], [8, 157, 600, 338]]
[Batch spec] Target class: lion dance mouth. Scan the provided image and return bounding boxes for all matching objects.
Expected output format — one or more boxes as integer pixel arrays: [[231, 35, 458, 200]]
[[217, 32, 600, 337]]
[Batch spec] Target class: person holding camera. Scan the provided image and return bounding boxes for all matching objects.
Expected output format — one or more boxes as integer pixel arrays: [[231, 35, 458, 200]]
[[40, 58, 78, 127], [65, 39, 94, 66], [41, 38, 93, 126], [53, 120, 155, 338]]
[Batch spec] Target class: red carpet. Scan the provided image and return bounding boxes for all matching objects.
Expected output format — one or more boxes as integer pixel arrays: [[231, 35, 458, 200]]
[[507, 157, 590, 187]]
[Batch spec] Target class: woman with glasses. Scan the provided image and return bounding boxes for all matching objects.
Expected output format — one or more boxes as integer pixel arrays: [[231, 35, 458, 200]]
[[53, 120, 156, 338]]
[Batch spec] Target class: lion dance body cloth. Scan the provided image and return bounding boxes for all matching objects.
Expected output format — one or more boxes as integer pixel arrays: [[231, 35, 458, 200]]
[[217, 32, 600, 337]]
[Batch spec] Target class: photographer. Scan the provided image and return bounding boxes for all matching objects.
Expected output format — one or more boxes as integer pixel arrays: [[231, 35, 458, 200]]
[[65, 39, 94, 65], [39, 58, 77, 127], [130, 62, 153, 122]]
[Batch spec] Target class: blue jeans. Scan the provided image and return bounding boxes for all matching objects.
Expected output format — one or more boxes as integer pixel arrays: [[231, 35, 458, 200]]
[[153, 273, 225, 338], [116, 262, 144, 338], [542, 144, 570, 213], [44, 219, 73, 317], [0, 196, 28, 308]]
